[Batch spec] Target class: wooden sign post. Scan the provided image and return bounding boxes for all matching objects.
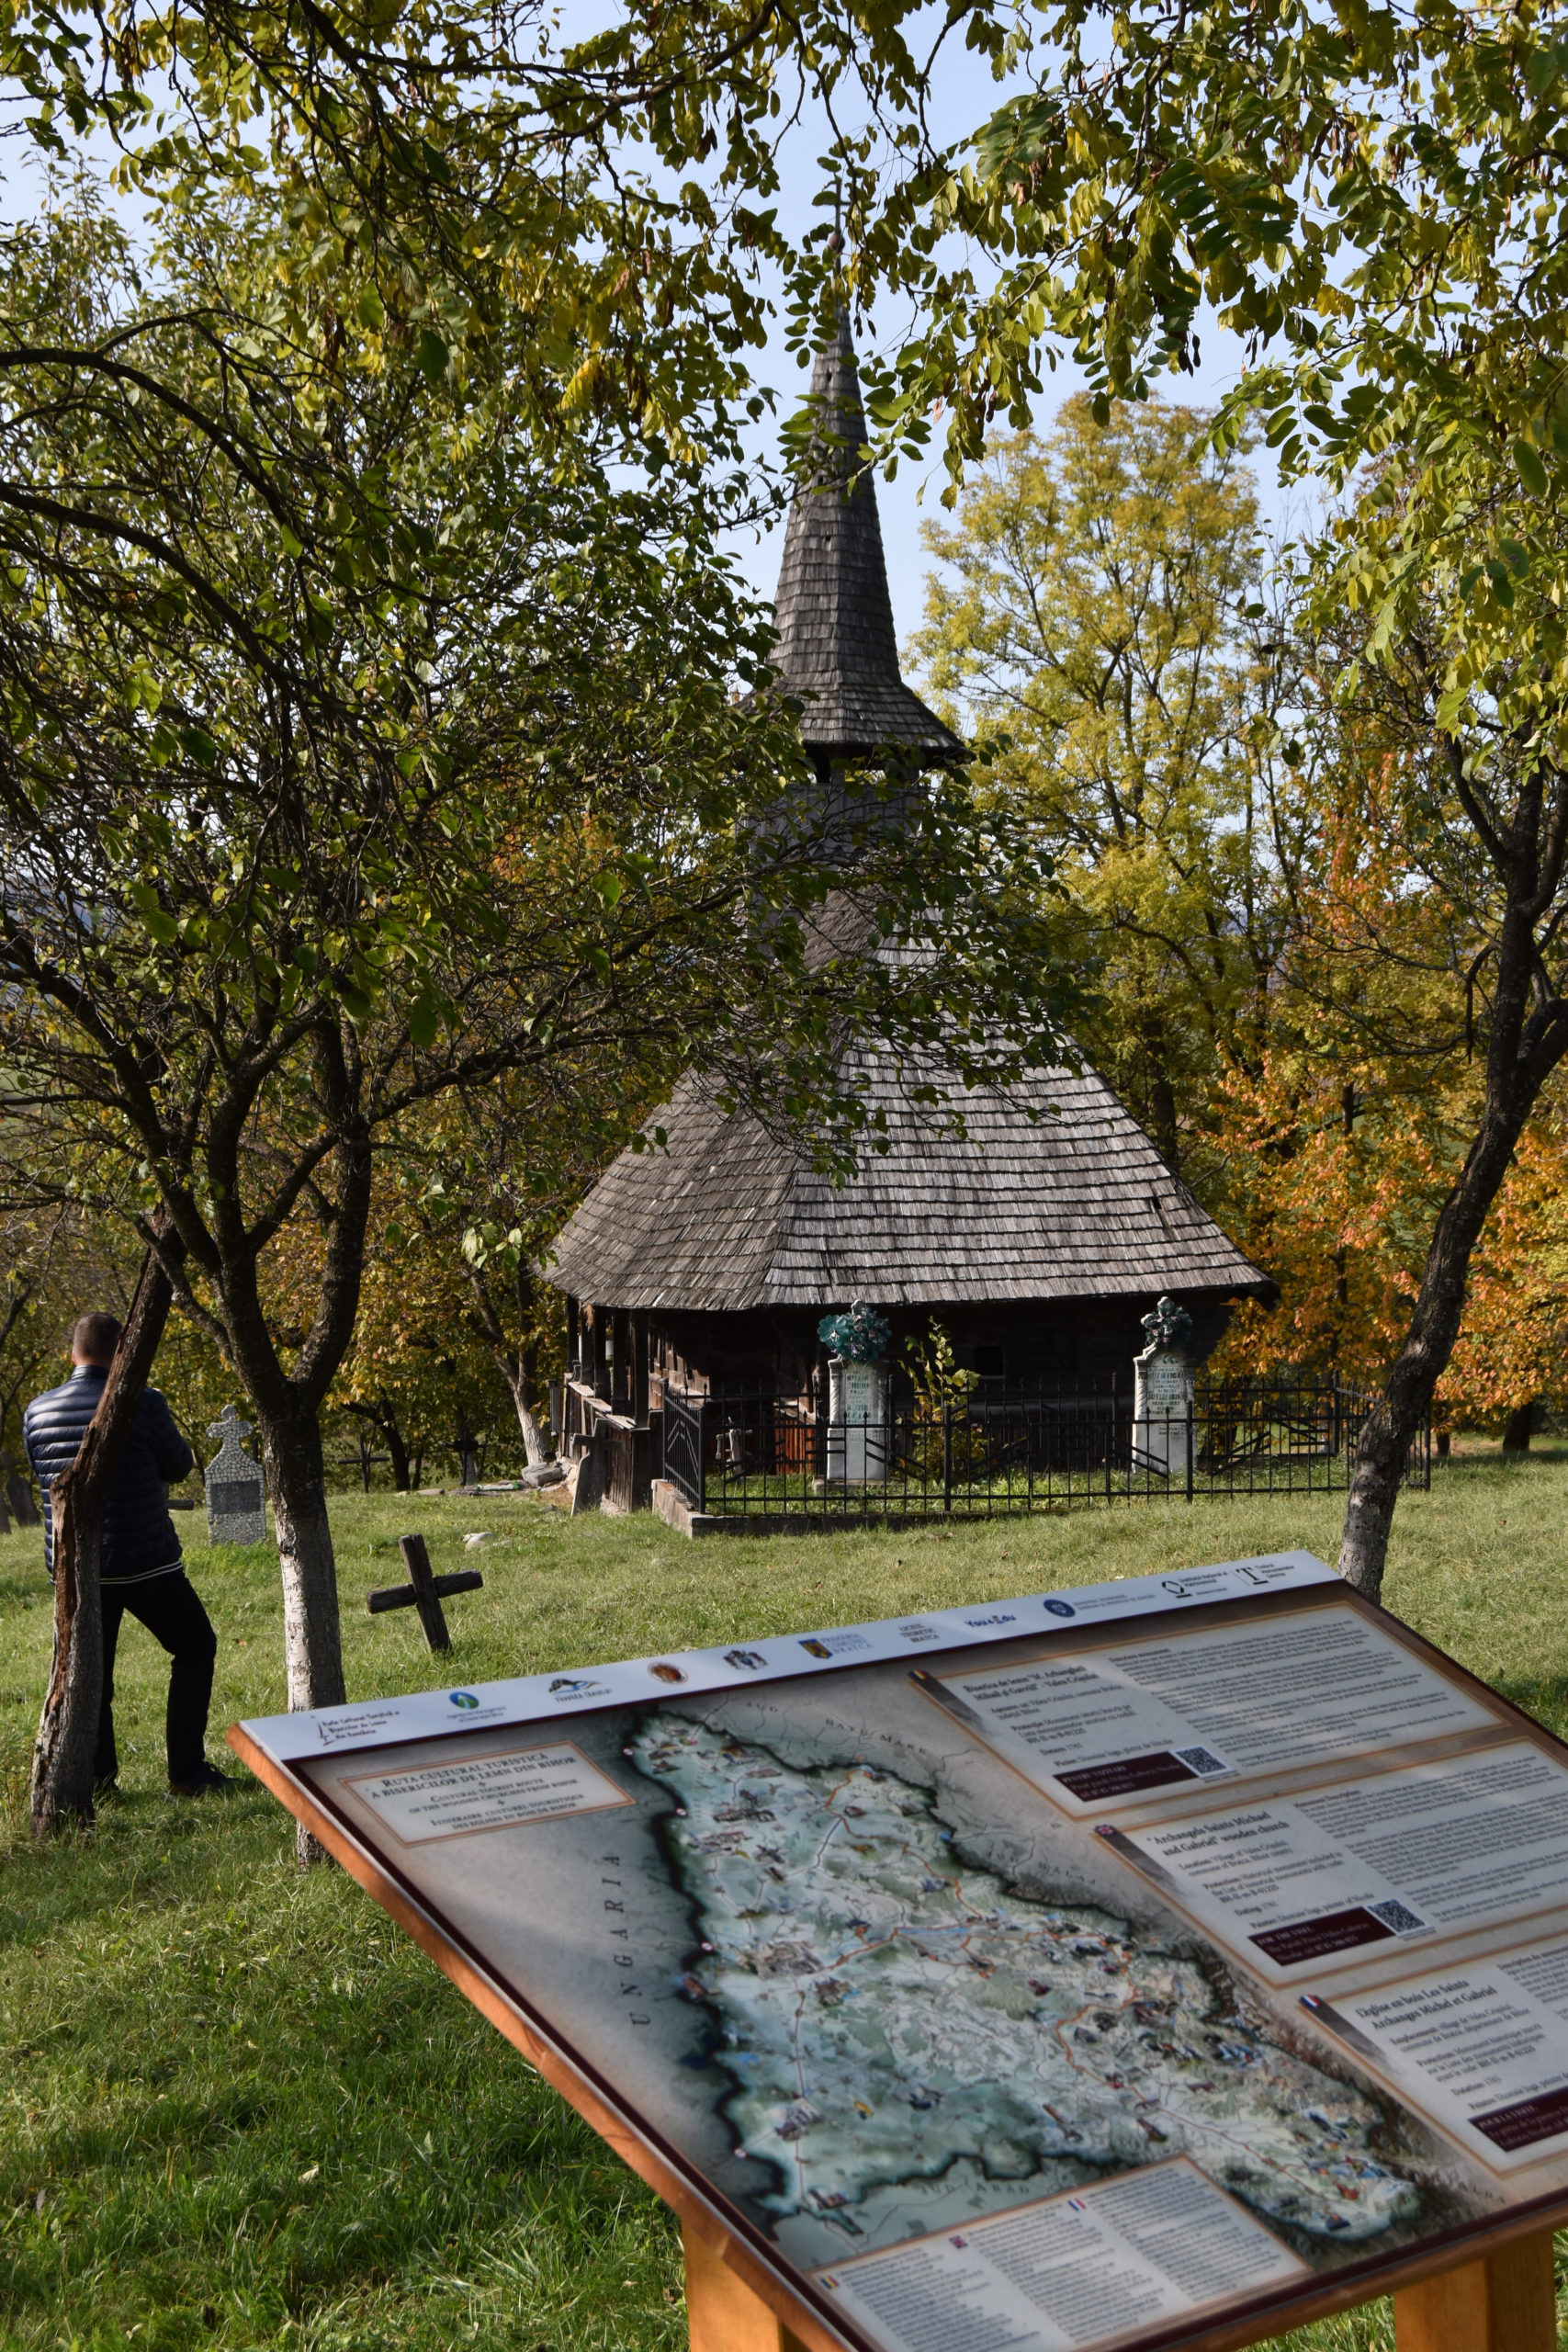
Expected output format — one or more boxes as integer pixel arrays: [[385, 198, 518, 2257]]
[[233, 1552, 1568, 2352], [1393, 2232, 1555, 2352], [366, 1532, 482, 1652]]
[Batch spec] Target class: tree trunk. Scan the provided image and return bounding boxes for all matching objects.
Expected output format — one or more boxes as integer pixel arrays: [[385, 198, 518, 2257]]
[[1337, 786, 1568, 1598], [1338, 1107, 1529, 1598], [385, 1417, 411, 1492], [1502, 1399, 1538, 1453], [1331, 1084, 1356, 1365], [1337, 736, 1568, 1600], [344, 1400, 409, 1489], [464, 1263, 549, 1465], [31, 1229, 182, 1836], [6, 1463, 40, 1526], [505, 1374, 549, 1468], [0, 1480, 9, 1536], [257, 1397, 345, 1865]]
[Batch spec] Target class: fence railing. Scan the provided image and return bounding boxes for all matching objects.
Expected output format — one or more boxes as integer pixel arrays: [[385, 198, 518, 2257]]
[[659, 1378, 1429, 1521]]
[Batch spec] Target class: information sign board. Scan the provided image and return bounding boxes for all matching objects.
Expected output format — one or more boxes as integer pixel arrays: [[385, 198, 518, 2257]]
[[232, 1551, 1568, 2352]]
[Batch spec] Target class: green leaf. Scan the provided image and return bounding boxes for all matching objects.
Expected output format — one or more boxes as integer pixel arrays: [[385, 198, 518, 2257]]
[[408, 993, 439, 1049], [358, 287, 386, 332], [1513, 440, 1550, 499], [415, 328, 449, 384]]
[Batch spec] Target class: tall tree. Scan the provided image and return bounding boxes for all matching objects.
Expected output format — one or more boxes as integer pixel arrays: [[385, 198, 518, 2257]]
[[855, 9, 1568, 1597], [1281, 580, 1568, 1589], [1199, 567, 1568, 1566], [911, 396, 1297, 1178], [0, 187, 1068, 1805]]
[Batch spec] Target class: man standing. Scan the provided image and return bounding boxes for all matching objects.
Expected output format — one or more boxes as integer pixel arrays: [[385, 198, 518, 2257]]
[[23, 1311, 233, 1798]]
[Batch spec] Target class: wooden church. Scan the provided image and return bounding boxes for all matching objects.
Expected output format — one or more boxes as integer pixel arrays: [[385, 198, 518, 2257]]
[[547, 320, 1268, 1494]]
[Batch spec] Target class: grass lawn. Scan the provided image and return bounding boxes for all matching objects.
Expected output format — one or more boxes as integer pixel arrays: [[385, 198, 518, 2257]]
[[4, 1452, 1568, 2352]]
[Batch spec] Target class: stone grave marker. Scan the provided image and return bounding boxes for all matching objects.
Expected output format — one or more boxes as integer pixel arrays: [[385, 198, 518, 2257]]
[[826, 1357, 891, 1483], [205, 1406, 267, 1543], [1133, 1295, 1195, 1479]]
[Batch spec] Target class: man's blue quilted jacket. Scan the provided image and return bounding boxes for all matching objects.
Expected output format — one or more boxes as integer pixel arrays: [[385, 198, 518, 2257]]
[[23, 1365, 195, 1584]]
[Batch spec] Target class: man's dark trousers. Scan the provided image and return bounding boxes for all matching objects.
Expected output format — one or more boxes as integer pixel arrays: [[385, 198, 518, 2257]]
[[96, 1573, 217, 1787]]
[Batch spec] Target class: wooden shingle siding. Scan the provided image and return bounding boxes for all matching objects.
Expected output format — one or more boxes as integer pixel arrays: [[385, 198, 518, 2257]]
[[547, 1049, 1268, 1314], [770, 312, 958, 761]]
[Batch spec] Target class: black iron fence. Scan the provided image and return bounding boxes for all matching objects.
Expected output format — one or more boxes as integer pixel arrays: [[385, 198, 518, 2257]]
[[660, 1377, 1429, 1522]]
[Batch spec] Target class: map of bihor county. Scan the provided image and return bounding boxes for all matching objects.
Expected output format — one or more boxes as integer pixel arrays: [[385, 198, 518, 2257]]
[[628, 1716, 1416, 2243]]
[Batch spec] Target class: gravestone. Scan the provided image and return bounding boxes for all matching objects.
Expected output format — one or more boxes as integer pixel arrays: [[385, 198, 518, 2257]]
[[1132, 1295, 1194, 1480], [205, 1406, 267, 1544], [826, 1357, 891, 1483]]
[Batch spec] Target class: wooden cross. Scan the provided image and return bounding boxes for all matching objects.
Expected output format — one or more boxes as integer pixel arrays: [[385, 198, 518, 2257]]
[[366, 1533, 482, 1652]]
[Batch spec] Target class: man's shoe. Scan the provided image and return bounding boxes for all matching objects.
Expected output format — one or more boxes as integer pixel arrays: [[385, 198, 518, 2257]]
[[168, 1762, 239, 1798]]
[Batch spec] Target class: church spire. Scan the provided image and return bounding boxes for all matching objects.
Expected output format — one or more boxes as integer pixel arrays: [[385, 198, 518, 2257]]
[[770, 314, 959, 764]]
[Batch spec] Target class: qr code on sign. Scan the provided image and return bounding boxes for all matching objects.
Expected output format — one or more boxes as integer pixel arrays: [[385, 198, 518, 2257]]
[[1368, 1899, 1427, 1935], [1174, 1747, 1229, 1777]]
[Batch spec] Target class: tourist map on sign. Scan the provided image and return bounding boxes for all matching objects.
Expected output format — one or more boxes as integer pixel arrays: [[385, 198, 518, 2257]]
[[240, 1554, 1568, 2352], [630, 1715, 1414, 2244]]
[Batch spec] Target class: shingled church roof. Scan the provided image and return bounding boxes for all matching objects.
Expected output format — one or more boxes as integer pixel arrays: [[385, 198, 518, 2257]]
[[771, 313, 959, 761], [546, 1048, 1269, 1312]]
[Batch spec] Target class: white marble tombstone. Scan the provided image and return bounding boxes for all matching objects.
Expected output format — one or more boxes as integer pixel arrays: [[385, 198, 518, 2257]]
[[826, 1359, 891, 1483], [1133, 1342, 1195, 1479], [205, 1406, 267, 1543]]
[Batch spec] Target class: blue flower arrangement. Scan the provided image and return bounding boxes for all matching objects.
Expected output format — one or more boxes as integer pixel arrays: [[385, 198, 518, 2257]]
[[818, 1303, 891, 1364]]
